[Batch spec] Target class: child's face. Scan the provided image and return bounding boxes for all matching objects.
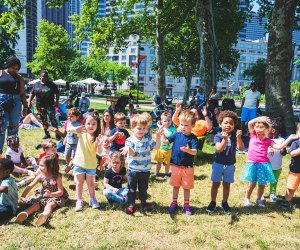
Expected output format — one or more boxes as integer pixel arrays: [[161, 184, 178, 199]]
[[45, 147, 57, 156], [68, 114, 80, 123], [254, 123, 268, 137], [103, 138, 110, 148], [7, 137, 19, 149], [39, 160, 48, 175], [111, 158, 122, 172], [116, 120, 126, 130], [220, 117, 234, 134], [161, 116, 172, 128], [0, 167, 9, 179], [132, 124, 147, 139], [85, 117, 98, 134], [179, 119, 194, 135]]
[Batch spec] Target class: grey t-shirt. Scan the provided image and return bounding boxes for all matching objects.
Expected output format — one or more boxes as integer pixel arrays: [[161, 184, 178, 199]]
[[66, 121, 82, 145]]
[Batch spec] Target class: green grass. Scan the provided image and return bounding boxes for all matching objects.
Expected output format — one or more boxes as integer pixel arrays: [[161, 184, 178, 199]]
[[1, 129, 300, 249]]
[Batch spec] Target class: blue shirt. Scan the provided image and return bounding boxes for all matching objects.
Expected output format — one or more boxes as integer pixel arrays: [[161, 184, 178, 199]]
[[213, 132, 237, 165], [125, 135, 156, 172], [109, 128, 130, 151], [0, 177, 18, 214], [168, 132, 198, 167], [289, 140, 300, 173]]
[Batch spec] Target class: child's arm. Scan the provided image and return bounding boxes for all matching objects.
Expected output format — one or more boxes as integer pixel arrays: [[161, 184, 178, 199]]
[[124, 173, 128, 182], [290, 146, 300, 157], [120, 146, 135, 156], [201, 106, 213, 131], [180, 144, 197, 155], [0, 184, 8, 193], [67, 125, 85, 134], [108, 131, 123, 143], [95, 135, 103, 155], [20, 175, 41, 200], [153, 129, 162, 150], [103, 177, 119, 193], [215, 132, 229, 152], [43, 175, 64, 198], [272, 134, 298, 150], [236, 130, 245, 151], [248, 116, 270, 134], [172, 102, 181, 127], [20, 152, 28, 167]]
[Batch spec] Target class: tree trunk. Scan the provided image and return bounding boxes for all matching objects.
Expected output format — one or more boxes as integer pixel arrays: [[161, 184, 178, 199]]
[[195, 0, 218, 98], [183, 69, 193, 105], [156, 0, 166, 101], [265, 0, 297, 134]]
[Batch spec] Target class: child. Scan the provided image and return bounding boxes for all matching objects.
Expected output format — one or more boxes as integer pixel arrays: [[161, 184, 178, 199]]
[[152, 111, 176, 179], [240, 116, 296, 207], [15, 155, 69, 226], [206, 111, 244, 215], [103, 151, 128, 203], [279, 123, 300, 209], [142, 112, 153, 139], [69, 111, 102, 211], [164, 110, 198, 216], [99, 135, 110, 171], [121, 114, 162, 214], [267, 119, 286, 202], [109, 112, 130, 152], [64, 108, 82, 173], [0, 159, 18, 221]]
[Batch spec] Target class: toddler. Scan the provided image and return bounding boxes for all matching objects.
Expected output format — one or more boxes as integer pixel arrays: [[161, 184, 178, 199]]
[[99, 135, 110, 171]]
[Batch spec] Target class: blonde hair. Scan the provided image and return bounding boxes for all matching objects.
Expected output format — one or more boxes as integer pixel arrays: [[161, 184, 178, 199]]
[[114, 112, 126, 123], [161, 111, 171, 119], [42, 140, 57, 151], [254, 121, 269, 129], [110, 151, 124, 162], [179, 110, 197, 126], [130, 114, 148, 129], [142, 112, 152, 125]]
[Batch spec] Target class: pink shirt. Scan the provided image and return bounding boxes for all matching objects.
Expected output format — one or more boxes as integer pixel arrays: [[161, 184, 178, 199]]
[[247, 133, 273, 163]]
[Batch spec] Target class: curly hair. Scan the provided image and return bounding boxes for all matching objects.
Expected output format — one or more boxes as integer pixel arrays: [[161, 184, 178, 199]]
[[67, 107, 81, 117], [270, 117, 282, 133], [5, 56, 21, 70], [217, 110, 238, 126]]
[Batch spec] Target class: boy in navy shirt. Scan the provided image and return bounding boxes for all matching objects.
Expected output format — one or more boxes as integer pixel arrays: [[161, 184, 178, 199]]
[[164, 110, 198, 216], [206, 111, 244, 215]]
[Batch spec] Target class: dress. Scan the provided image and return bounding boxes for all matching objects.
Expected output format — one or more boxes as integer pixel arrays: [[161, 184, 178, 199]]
[[27, 174, 69, 206]]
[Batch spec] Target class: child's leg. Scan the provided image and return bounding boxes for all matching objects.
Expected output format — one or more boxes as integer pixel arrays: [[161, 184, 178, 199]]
[[285, 189, 296, 203], [222, 182, 231, 202], [245, 183, 256, 199], [15, 203, 41, 223], [138, 172, 150, 204], [211, 182, 221, 202], [164, 163, 170, 175], [14, 165, 28, 174], [127, 170, 138, 206], [257, 185, 265, 200], [172, 187, 180, 204], [75, 173, 85, 201], [270, 169, 282, 195], [183, 189, 190, 206], [86, 175, 96, 200], [103, 189, 123, 203], [36, 201, 57, 226], [155, 162, 162, 174]]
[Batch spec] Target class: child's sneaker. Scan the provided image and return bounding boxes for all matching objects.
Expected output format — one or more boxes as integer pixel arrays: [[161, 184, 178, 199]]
[[220, 201, 231, 215], [163, 175, 169, 180], [167, 202, 178, 214], [122, 196, 128, 204], [244, 198, 252, 207], [183, 205, 192, 216], [150, 172, 157, 178], [126, 205, 135, 214], [270, 194, 278, 203], [256, 199, 265, 208], [75, 200, 83, 212], [90, 199, 100, 209], [278, 200, 292, 210], [17, 180, 27, 188], [206, 201, 216, 214], [35, 213, 48, 227], [15, 211, 28, 224], [142, 203, 152, 212]]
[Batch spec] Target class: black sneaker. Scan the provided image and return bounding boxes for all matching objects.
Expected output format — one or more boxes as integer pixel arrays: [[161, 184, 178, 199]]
[[35, 144, 42, 150], [42, 133, 50, 139], [206, 201, 216, 214], [220, 201, 231, 215]]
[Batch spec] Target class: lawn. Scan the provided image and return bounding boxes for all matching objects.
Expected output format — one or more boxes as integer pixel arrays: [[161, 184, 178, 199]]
[[1, 128, 300, 249]]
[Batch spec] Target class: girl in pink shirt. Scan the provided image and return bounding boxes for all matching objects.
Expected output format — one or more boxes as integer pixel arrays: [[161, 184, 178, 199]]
[[240, 116, 296, 207]]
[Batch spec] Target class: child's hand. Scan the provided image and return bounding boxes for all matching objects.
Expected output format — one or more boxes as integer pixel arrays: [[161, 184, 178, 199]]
[[155, 128, 163, 138], [221, 132, 229, 140], [115, 131, 124, 138], [175, 102, 181, 112], [95, 135, 103, 146], [75, 125, 86, 133], [20, 197, 27, 203], [259, 116, 271, 124], [180, 144, 190, 152], [113, 188, 119, 194], [157, 120, 164, 129], [201, 106, 208, 117], [120, 146, 129, 155], [43, 189, 52, 197], [236, 130, 242, 138], [289, 134, 299, 140]]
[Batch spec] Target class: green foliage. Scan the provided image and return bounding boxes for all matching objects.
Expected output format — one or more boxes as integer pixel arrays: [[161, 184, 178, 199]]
[[243, 58, 266, 94], [27, 20, 78, 79], [115, 89, 150, 100]]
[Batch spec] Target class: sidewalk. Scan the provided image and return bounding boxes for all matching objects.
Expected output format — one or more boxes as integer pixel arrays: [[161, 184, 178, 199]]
[[90, 98, 154, 110]]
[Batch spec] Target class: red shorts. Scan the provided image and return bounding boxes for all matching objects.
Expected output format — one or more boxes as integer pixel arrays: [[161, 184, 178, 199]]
[[170, 164, 194, 190]]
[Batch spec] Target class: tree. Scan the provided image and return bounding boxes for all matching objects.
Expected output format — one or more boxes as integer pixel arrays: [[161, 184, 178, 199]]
[[243, 58, 266, 94], [27, 20, 78, 79]]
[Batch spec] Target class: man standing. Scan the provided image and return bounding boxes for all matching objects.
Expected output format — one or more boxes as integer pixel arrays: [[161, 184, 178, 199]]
[[241, 82, 261, 134]]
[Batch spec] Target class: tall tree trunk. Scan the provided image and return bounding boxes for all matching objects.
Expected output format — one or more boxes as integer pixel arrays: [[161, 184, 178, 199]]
[[195, 0, 218, 98], [183, 69, 193, 105], [156, 0, 166, 101], [265, 0, 297, 134]]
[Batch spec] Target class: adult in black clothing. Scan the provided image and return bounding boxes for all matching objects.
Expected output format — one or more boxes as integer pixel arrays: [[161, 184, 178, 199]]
[[29, 71, 60, 139], [0, 57, 28, 157]]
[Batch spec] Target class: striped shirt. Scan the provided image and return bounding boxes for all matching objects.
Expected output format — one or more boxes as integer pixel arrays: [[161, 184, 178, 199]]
[[125, 135, 156, 172]]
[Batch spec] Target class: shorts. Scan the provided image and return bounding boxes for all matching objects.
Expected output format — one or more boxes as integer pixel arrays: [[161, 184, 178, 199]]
[[154, 148, 172, 164], [170, 164, 194, 190], [241, 107, 257, 122], [211, 162, 235, 183], [73, 165, 96, 176], [64, 143, 77, 158], [287, 172, 300, 190]]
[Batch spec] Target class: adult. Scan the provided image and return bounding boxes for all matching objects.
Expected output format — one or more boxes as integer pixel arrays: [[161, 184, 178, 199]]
[[29, 71, 59, 139], [195, 87, 205, 108], [208, 86, 220, 113], [100, 109, 115, 136], [108, 101, 117, 116], [78, 92, 90, 115], [0, 57, 28, 157], [240, 82, 261, 134]]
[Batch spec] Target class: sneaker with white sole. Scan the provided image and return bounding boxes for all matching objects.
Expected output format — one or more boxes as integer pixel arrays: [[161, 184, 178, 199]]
[[75, 200, 83, 211], [244, 198, 252, 207], [270, 194, 278, 203], [256, 199, 265, 207], [35, 213, 48, 226], [163, 175, 169, 180], [15, 211, 28, 224], [90, 199, 100, 209]]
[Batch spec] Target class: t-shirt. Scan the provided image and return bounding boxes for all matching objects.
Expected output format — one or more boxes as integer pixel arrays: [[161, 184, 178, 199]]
[[161, 126, 176, 151], [73, 132, 97, 169], [104, 167, 126, 189], [247, 132, 273, 163], [214, 132, 237, 165], [243, 90, 261, 108], [0, 70, 20, 94], [196, 93, 205, 104], [168, 132, 198, 167], [5, 147, 23, 164], [0, 177, 18, 214], [66, 121, 82, 145], [192, 120, 209, 137], [125, 135, 156, 172], [109, 128, 130, 151], [268, 137, 285, 170], [289, 140, 300, 173], [31, 81, 59, 107], [38, 152, 59, 161]]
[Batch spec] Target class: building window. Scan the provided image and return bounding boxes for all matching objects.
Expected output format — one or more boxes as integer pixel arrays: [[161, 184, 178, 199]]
[[250, 56, 254, 62], [241, 56, 246, 61], [248, 44, 253, 49], [150, 48, 155, 54], [122, 55, 126, 60], [122, 49, 126, 53], [131, 48, 136, 53], [240, 43, 245, 48]]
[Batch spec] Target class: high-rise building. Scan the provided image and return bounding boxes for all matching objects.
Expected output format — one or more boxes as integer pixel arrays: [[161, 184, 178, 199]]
[[41, 0, 68, 27]]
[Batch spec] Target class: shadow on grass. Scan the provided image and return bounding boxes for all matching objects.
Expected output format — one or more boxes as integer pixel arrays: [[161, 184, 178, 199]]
[[194, 151, 215, 166]]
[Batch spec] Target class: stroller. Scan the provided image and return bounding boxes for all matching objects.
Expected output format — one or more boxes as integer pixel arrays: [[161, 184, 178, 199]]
[[150, 95, 174, 122], [115, 95, 132, 113], [221, 98, 236, 112]]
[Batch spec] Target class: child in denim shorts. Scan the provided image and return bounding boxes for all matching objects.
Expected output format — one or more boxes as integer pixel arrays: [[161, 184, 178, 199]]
[[206, 111, 244, 215]]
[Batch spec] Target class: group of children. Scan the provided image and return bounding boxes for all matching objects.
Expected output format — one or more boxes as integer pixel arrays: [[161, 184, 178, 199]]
[[1, 102, 300, 226]]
